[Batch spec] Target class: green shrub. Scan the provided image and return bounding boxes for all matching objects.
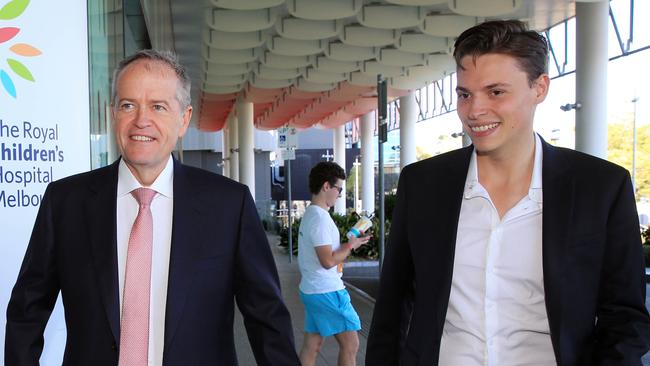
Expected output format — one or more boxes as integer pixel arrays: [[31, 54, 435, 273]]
[[277, 210, 389, 260]]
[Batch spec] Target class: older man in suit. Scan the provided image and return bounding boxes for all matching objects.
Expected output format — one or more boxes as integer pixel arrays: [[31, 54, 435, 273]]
[[366, 20, 650, 365], [5, 49, 300, 365]]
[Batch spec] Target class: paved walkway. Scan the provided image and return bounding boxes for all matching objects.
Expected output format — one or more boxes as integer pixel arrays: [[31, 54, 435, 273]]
[[233, 233, 375, 365]]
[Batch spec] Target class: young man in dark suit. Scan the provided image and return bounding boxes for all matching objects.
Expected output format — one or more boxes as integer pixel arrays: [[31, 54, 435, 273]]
[[6, 50, 300, 365], [367, 20, 650, 365]]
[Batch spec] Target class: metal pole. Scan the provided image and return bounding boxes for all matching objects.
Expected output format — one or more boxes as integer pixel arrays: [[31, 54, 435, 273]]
[[354, 156, 359, 213], [286, 158, 293, 263], [377, 75, 387, 267], [632, 96, 639, 192]]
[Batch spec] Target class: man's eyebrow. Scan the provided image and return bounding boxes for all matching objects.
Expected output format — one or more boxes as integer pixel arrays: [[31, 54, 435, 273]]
[[456, 86, 469, 92], [485, 82, 511, 89]]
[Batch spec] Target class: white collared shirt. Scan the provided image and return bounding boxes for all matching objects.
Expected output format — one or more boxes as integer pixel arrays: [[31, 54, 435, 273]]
[[439, 134, 556, 366], [117, 156, 174, 366]]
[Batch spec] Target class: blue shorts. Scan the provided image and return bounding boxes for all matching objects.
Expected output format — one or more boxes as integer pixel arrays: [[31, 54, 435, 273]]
[[299, 289, 361, 337]]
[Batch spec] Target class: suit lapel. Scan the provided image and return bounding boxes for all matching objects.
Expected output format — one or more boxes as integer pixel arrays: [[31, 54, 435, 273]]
[[541, 139, 574, 360], [164, 161, 204, 349], [86, 161, 121, 344], [433, 147, 472, 326]]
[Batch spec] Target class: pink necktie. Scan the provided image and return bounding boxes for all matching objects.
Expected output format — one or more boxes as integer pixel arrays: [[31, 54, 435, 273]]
[[119, 188, 156, 366]]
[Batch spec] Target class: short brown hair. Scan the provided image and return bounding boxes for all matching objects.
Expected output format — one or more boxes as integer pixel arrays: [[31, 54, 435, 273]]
[[453, 20, 549, 85], [308, 162, 346, 195]]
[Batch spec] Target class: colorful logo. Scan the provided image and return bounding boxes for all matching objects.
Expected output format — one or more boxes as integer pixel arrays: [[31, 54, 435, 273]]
[[0, 0, 41, 98]]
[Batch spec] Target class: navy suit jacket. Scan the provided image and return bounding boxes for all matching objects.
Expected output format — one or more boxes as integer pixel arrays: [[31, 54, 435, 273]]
[[5, 159, 300, 365], [367, 139, 650, 365]]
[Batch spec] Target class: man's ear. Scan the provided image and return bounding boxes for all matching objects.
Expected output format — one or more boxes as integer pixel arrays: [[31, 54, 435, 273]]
[[534, 74, 550, 103], [178, 105, 193, 137]]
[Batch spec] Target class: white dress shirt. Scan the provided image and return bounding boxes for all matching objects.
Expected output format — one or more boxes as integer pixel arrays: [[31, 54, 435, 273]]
[[439, 134, 557, 366], [117, 157, 174, 366]]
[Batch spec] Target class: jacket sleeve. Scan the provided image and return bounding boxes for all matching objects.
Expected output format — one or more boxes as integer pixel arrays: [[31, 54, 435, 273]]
[[366, 165, 415, 366], [233, 189, 300, 366], [5, 184, 60, 366], [593, 171, 650, 364]]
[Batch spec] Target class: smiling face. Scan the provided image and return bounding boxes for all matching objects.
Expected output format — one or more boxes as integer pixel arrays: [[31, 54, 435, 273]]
[[112, 59, 192, 185], [456, 53, 548, 158]]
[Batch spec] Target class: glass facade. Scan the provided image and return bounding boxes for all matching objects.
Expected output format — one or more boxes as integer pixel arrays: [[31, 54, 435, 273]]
[[87, 0, 124, 169]]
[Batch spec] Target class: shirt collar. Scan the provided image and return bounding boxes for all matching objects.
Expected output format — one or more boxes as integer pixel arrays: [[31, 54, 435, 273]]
[[117, 156, 174, 198], [463, 133, 543, 204]]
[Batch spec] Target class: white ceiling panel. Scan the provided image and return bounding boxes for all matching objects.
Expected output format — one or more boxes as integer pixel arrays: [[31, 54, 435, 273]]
[[203, 62, 253, 76], [203, 29, 265, 50], [255, 64, 304, 79], [204, 73, 249, 85], [325, 42, 378, 62], [251, 74, 295, 88], [362, 61, 405, 77], [348, 71, 378, 87], [275, 17, 341, 40], [207, 8, 276, 32], [357, 4, 424, 29], [260, 52, 314, 68], [203, 47, 260, 64], [211, 0, 285, 10], [420, 14, 479, 37], [287, 0, 362, 20], [313, 56, 360, 73], [397, 33, 450, 54], [303, 68, 348, 83], [449, 0, 523, 17], [340, 25, 399, 47], [378, 48, 427, 67], [267, 36, 324, 56], [295, 78, 337, 92]]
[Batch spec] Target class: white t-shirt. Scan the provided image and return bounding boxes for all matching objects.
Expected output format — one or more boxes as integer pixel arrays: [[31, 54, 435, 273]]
[[298, 205, 345, 294]]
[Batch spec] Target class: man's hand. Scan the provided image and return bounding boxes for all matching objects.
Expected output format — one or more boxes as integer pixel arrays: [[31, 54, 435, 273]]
[[346, 233, 372, 250]]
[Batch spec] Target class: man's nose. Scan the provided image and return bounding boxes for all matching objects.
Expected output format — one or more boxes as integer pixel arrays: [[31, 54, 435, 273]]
[[467, 96, 488, 120], [134, 107, 152, 127]]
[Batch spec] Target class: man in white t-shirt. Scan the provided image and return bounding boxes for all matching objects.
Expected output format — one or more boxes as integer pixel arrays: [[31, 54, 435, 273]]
[[298, 162, 371, 366]]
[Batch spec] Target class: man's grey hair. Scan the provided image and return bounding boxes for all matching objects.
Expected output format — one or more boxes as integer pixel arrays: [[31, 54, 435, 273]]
[[111, 49, 192, 110]]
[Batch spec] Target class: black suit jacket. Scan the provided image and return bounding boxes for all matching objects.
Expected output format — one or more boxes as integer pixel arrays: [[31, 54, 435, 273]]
[[5, 159, 300, 365], [367, 139, 650, 365]]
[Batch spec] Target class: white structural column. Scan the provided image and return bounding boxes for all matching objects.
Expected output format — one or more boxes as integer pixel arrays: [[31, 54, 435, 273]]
[[228, 114, 239, 181], [360, 111, 375, 215], [575, 0, 608, 159], [237, 99, 255, 200], [222, 127, 230, 178], [334, 124, 346, 215], [399, 92, 417, 168]]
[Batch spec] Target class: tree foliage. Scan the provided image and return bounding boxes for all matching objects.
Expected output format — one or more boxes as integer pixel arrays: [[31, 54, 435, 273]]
[[607, 118, 650, 199]]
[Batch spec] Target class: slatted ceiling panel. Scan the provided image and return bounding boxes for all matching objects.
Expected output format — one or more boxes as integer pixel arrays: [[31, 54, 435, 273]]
[[170, 0, 574, 131], [377, 48, 427, 67], [385, 0, 446, 4], [396, 33, 450, 54], [449, 0, 523, 17], [340, 25, 399, 47], [275, 17, 341, 40], [420, 14, 480, 37], [204, 29, 265, 50], [211, 0, 285, 10], [357, 4, 425, 29], [286, 0, 363, 20]]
